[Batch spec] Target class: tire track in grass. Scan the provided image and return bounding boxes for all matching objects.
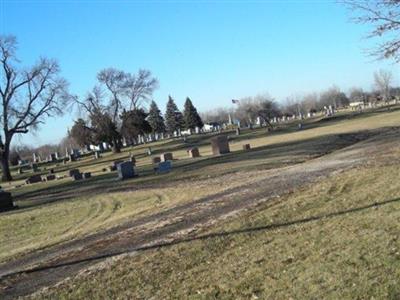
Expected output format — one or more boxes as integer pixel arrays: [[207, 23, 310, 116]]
[[1, 128, 398, 299]]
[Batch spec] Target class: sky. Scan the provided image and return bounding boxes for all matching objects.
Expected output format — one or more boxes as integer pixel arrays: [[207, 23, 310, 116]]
[[1, 0, 399, 146]]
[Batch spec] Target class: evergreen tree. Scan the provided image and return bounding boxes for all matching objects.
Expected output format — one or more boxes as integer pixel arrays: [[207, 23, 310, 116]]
[[148, 100, 165, 134], [165, 96, 183, 134], [120, 109, 152, 143], [90, 109, 122, 153], [183, 97, 203, 130], [70, 118, 93, 147]]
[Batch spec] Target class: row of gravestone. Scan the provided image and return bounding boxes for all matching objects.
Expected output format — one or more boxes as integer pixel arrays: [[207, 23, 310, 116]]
[[1, 135, 251, 212], [111, 136, 250, 179], [68, 169, 92, 181], [25, 174, 59, 184], [25, 135, 250, 185]]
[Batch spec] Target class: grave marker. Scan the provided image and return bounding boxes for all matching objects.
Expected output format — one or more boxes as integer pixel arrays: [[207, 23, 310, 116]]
[[72, 173, 83, 181], [117, 161, 135, 180], [45, 174, 56, 181], [68, 169, 80, 177], [25, 174, 42, 184], [187, 147, 200, 158], [160, 152, 173, 162], [242, 144, 251, 151], [31, 163, 38, 172], [109, 160, 123, 171], [156, 161, 172, 174], [211, 135, 230, 155], [0, 191, 15, 212], [152, 156, 161, 164], [83, 172, 92, 179]]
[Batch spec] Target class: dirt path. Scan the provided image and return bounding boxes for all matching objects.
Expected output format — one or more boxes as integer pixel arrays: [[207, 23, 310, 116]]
[[0, 129, 397, 299]]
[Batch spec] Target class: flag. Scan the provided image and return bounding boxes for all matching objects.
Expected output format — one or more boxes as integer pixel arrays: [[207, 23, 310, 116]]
[[232, 99, 240, 104]]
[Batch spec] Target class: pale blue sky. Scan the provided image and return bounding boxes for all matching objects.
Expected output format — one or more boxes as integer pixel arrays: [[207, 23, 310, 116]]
[[1, 0, 399, 146]]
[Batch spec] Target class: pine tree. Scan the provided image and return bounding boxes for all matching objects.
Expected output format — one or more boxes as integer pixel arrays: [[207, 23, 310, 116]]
[[70, 118, 93, 147], [90, 110, 122, 153], [183, 97, 203, 130], [165, 96, 183, 134], [148, 101, 165, 134], [120, 109, 152, 143]]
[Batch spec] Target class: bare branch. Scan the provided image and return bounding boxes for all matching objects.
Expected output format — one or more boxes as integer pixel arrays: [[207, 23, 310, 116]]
[[343, 0, 400, 61], [0, 35, 73, 180]]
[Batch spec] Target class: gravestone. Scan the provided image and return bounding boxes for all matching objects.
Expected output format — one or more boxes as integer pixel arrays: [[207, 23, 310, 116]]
[[45, 174, 56, 181], [25, 174, 42, 184], [242, 144, 251, 151], [31, 163, 38, 172], [152, 156, 161, 164], [49, 168, 54, 174], [32, 153, 39, 163], [18, 168, 23, 174], [109, 160, 123, 171], [94, 151, 101, 159], [130, 155, 136, 166], [236, 128, 241, 135], [187, 147, 200, 158], [160, 152, 173, 162], [72, 173, 83, 181], [211, 135, 230, 155], [68, 169, 80, 177], [71, 149, 80, 158], [0, 191, 15, 212], [157, 161, 172, 174], [50, 153, 57, 162], [83, 172, 91, 179], [117, 161, 135, 180]]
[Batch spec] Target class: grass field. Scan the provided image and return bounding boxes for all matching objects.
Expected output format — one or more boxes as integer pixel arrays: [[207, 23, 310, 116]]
[[1, 106, 400, 299], [35, 156, 400, 299]]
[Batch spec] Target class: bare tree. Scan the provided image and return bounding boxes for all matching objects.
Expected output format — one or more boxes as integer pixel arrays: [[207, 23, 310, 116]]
[[343, 0, 400, 62], [235, 94, 280, 128], [301, 93, 319, 113], [0, 35, 72, 181], [73, 88, 122, 153], [374, 69, 393, 102], [97, 68, 127, 123], [74, 86, 105, 116], [124, 69, 158, 110], [320, 86, 349, 109], [97, 68, 158, 117], [349, 87, 367, 103]]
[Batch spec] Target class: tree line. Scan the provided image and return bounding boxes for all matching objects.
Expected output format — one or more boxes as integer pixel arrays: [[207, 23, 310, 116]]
[[201, 72, 400, 127], [69, 71, 204, 153]]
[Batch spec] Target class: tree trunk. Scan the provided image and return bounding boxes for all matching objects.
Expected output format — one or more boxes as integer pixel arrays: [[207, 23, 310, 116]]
[[111, 138, 121, 153], [1, 142, 12, 182]]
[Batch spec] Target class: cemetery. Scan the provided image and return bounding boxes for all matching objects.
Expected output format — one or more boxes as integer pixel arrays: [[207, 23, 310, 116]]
[[1, 105, 400, 299], [1, 2, 400, 298]]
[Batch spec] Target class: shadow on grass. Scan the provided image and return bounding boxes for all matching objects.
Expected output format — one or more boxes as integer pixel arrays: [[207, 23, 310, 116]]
[[2, 196, 399, 279]]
